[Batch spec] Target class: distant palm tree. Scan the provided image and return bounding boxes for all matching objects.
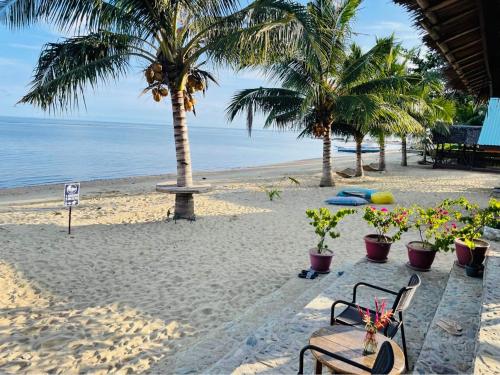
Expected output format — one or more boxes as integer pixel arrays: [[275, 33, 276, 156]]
[[228, 24, 421, 183], [0, 0, 300, 219]]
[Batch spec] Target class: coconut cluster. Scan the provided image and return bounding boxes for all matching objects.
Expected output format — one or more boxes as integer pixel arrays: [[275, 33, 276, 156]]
[[144, 62, 205, 111], [145, 63, 169, 102], [183, 74, 204, 112], [312, 124, 329, 138]]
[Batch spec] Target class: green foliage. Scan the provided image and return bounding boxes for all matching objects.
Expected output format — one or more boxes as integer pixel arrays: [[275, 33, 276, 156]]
[[263, 187, 282, 201], [306, 207, 356, 253], [444, 198, 500, 249], [0, 0, 303, 111], [408, 203, 458, 252], [261, 175, 300, 201], [362, 206, 410, 243]]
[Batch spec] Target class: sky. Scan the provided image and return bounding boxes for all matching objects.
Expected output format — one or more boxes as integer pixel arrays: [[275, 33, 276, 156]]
[[0, 0, 424, 128]]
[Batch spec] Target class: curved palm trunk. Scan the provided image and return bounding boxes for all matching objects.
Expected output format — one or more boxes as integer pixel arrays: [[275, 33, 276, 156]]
[[355, 133, 364, 177], [320, 125, 334, 187], [378, 132, 386, 171], [401, 134, 408, 167], [171, 90, 195, 219]]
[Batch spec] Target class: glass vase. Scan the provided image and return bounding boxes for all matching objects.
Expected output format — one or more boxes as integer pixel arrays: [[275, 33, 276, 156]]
[[363, 328, 378, 355]]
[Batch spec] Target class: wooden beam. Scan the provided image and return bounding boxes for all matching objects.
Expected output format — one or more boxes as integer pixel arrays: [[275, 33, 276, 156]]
[[428, 0, 462, 13], [476, 0, 493, 96], [440, 8, 476, 27], [448, 39, 481, 55], [459, 59, 483, 71], [442, 27, 480, 45], [420, 21, 440, 40], [454, 52, 484, 65]]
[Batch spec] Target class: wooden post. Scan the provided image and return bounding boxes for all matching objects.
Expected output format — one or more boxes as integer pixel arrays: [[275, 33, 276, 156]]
[[68, 206, 72, 235]]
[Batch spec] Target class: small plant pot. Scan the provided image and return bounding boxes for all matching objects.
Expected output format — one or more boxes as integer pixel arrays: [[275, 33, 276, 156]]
[[406, 241, 437, 271], [364, 235, 393, 263], [465, 264, 483, 278], [309, 248, 333, 273], [454, 238, 490, 267]]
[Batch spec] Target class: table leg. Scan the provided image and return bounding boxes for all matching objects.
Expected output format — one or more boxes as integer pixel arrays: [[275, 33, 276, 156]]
[[315, 360, 323, 374]]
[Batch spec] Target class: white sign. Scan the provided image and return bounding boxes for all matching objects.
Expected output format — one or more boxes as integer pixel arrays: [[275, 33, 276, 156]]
[[64, 183, 80, 207]]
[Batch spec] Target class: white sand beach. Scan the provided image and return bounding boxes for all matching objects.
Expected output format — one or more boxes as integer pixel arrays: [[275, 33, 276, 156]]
[[0, 153, 497, 374]]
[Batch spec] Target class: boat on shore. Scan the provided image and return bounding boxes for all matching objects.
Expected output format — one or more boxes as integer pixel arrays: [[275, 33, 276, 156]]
[[337, 145, 380, 153]]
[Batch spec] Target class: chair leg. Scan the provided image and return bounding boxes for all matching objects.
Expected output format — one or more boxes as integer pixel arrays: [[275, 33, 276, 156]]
[[315, 360, 323, 374], [400, 322, 409, 371], [298, 346, 307, 375]]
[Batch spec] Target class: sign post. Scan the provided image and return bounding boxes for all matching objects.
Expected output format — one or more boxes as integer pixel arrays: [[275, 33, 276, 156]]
[[64, 183, 80, 234]]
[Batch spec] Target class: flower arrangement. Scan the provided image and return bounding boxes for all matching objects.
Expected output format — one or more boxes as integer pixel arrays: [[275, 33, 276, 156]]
[[409, 203, 459, 252], [357, 299, 393, 354], [306, 207, 356, 254], [363, 206, 411, 243]]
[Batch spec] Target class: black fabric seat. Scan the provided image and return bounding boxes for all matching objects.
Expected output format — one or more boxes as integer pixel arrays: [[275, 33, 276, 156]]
[[330, 274, 421, 370]]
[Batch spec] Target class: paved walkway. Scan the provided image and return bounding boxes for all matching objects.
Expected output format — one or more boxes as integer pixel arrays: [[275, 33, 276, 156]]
[[207, 254, 453, 374], [474, 244, 500, 374], [414, 263, 482, 374]]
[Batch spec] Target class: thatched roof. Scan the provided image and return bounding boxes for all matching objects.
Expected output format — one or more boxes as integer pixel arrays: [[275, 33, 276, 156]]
[[394, 0, 500, 100]]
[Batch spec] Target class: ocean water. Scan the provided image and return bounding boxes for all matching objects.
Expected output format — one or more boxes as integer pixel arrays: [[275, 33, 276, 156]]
[[0, 116, 365, 189]]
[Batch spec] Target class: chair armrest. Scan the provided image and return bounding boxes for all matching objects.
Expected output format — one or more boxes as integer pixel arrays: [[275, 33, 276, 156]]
[[298, 345, 371, 374], [353, 282, 398, 302], [331, 300, 370, 325]]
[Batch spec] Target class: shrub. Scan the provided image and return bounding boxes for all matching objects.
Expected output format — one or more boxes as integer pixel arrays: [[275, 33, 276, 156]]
[[306, 207, 356, 254]]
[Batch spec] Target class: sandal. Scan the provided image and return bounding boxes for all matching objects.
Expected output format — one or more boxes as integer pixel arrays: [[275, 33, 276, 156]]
[[436, 319, 462, 336], [298, 270, 318, 279]]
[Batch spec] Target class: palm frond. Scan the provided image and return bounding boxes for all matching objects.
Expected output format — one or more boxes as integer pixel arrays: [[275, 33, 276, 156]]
[[19, 30, 146, 111]]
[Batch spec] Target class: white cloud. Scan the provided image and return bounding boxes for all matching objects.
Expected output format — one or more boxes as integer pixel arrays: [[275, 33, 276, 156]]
[[9, 43, 42, 51]]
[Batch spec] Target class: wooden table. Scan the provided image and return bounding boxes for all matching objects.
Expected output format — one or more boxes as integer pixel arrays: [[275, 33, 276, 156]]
[[309, 325, 405, 374]]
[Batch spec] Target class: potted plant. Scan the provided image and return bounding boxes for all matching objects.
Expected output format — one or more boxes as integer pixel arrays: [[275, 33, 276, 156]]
[[406, 204, 458, 271], [362, 206, 410, 262], [306, 207, 356, 273], [452, 198, 499, 275]]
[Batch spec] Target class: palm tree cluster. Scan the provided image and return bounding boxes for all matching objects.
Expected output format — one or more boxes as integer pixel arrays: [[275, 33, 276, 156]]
[[1, 0, 457, 217]]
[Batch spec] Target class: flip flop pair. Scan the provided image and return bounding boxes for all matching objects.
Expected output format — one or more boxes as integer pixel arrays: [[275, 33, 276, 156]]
[[298, 269, 318, 279]]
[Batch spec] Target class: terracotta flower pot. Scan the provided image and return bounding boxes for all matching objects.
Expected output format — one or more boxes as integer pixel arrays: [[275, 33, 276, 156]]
[[454, 238, 490, 267], [309, 248, 333, 273], [364, 234, 393, 263], [406, 241, 437, 271]]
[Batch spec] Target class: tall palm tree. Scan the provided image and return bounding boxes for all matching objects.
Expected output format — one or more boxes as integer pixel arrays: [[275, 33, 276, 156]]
[[228, 0, 363, 187], [228, 30, 422, 184], [0, 0, 302, 219]]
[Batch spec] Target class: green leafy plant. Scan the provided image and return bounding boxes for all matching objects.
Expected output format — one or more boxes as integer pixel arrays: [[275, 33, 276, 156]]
[[261, 176, 300, 201], [446, 198, 500, 249], [264, 188, 282, 201], [409, 202, 459, 252], [363, 206, 411, 243], [306, 207, 356, 254]]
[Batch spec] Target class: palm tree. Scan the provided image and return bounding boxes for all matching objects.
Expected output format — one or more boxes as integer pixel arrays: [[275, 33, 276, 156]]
[[226, 0, 366, 187], [0, 0, 302, 219], [228, 30, 422, 183]]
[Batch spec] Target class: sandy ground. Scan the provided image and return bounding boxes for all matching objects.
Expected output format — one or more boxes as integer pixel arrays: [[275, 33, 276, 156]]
[[0, 152, 497, 374]]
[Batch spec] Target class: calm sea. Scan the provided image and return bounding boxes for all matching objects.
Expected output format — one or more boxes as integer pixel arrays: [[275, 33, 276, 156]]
[[0, 116, 363, 189]]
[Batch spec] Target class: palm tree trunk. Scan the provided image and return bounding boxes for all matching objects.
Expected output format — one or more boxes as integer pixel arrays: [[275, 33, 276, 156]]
[[355, 133, 364, 177], [378, 132, 386, 171], [401, 134, 408, 167], [320, 125, 334, 187], [171, 90, 195, 219]]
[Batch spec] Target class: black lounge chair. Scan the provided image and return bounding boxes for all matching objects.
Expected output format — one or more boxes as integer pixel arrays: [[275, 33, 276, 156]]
[[330, 274, 421, 370], [298, 341, 395, 374]]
